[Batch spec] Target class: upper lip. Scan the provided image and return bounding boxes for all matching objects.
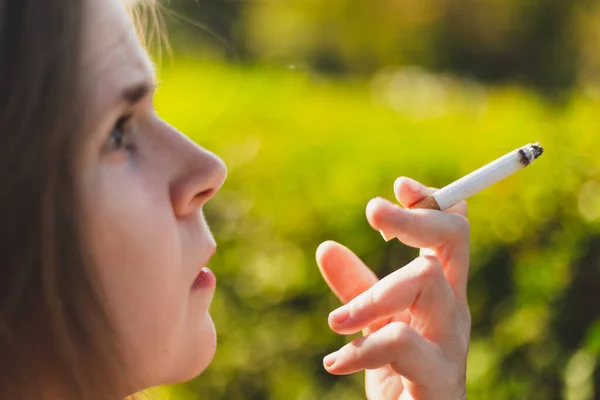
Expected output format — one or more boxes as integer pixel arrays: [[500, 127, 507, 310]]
[[192, 242, 217, 284], [201, 242, 217, 267]]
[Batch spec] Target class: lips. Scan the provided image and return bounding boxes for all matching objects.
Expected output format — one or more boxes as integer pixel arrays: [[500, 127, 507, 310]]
[[192, 267, 216, 290], [191, 243, 217, 291]]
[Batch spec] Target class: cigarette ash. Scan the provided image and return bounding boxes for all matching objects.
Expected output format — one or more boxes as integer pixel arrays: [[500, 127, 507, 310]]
[[518, 142, 544, 166], [531, 142, 544, 158]]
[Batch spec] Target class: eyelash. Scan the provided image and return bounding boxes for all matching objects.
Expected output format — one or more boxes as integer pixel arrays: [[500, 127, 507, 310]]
[[108, 114, 134, 152]]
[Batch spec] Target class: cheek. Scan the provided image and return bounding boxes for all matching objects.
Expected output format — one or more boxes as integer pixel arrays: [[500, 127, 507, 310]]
[[81, 171, 188, 374]]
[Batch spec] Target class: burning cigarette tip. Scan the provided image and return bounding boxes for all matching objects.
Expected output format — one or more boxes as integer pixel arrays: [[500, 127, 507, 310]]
[[518, 142, 545, 166], [531, 142, 544, 159]]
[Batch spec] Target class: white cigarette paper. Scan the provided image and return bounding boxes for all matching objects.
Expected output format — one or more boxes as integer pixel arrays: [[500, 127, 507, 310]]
[[422, 142, 543, 210], [380, 142, 544, 241]]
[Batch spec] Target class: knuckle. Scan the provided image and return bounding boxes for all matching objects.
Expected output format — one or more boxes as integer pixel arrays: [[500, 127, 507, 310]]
[[365, 289, 381, 319], [345, 341, 361, 360], [452, 214, 470, 239], [388, 321, 413, 343], [351, 289, 380, 321], [368, 286, 383, 310], [417, 255, 444, 282], [386, 323, 419, 355]]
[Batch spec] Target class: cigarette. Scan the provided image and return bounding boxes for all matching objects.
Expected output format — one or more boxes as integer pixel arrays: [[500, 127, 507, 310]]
[[380, 142, 544, 241]]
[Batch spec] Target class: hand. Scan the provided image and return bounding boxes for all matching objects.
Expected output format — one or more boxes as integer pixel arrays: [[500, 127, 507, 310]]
[[316, 177, 471, 400]]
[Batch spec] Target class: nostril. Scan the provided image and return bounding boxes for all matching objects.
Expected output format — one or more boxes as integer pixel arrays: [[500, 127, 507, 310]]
[[193, 188, 215, 205]]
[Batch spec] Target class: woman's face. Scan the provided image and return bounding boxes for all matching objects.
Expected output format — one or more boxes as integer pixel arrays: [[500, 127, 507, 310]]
[[77, 0, 226, 390]]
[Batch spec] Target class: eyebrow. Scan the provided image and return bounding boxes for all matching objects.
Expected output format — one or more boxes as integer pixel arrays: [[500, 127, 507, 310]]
[[121, 81, 158, 104]]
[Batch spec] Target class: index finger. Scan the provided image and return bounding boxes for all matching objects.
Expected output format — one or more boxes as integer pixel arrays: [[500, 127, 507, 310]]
[[394, 176, 467, 217], [367, 197, 470, 300]]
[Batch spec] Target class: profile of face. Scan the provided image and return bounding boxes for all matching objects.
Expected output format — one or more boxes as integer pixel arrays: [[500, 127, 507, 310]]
[[77, 0, 226, 390]]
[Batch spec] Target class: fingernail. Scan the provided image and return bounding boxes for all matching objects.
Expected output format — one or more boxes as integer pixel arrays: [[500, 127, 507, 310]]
[[329, 307, 350, 324], [323, 351, 338, 368], [380, 230, 394, 242]]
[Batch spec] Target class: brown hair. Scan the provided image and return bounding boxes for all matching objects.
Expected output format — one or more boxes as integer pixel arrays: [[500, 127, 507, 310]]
[[0, 0, 146, 398]]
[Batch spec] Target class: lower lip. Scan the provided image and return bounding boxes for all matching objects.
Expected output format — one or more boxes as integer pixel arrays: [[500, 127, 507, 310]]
[[192, 267, 217, 291]]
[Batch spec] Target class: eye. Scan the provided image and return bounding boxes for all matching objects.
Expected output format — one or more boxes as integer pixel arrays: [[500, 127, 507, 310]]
[[107, 114, 134, 152]]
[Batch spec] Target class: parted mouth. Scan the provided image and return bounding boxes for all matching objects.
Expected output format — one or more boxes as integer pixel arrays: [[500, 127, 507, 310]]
[[190, 241, 217, 291]]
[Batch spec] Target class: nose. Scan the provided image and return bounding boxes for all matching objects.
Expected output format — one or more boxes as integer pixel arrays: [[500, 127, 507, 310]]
[[169, 135, 227, 219]]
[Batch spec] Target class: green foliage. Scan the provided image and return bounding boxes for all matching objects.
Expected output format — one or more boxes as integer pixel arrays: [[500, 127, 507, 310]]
[[162, 0, 600, 94], [149, 58, 600, 399]]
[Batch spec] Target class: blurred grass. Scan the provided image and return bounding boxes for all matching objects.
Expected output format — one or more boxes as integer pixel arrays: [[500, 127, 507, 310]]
[[149, 57, 600, 399]]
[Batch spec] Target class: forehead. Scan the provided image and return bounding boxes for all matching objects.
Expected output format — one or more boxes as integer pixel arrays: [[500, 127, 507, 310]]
[[82, 0, 155, 115]]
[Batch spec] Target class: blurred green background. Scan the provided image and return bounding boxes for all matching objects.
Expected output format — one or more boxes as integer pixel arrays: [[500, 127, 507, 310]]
[[142, 1, 600, 399]]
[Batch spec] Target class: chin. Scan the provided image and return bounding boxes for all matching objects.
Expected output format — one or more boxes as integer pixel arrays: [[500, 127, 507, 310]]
[[167, 313, 218, 385], [194, 313, 217, 375]]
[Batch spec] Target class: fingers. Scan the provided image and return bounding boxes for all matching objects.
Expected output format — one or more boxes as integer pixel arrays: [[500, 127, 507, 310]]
[[366, 197, 470, 299], [367, 198, 469, 249], [316, 241, 395, 335], [315, 241, 379, 304], [394, 176, 435, 209], [394, 176, 467, 217], [382, 176, 466, 241], [328, 256, 455, 341], [324, 321, 439, 384], [379, 176, 437, 242]]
